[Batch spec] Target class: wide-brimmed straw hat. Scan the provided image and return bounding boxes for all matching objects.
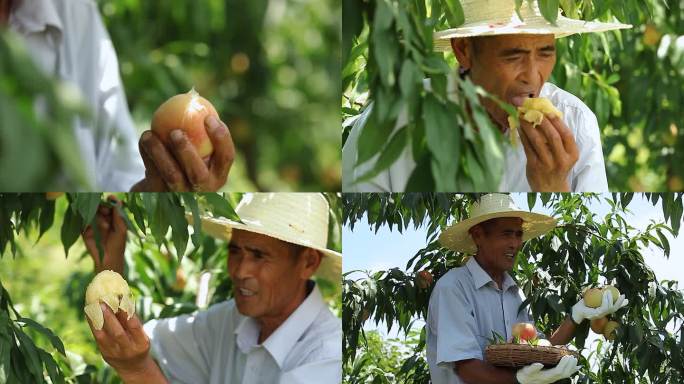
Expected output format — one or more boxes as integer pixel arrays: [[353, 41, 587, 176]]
[[195, 193, 341, 284], [439, 193, 556, 253], [433, 0, 632, 52]]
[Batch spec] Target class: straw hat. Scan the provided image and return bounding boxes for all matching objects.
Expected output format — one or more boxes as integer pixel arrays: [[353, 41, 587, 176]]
[[195, 193, 341, 284], [433, 0, 632, 52], [439, 193, 556, 253]]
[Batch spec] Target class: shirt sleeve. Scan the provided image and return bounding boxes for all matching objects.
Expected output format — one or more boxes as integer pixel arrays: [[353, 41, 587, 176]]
[[568, 105, 609, 192], [428, 280, 483, 367], [143, 311, 215, 383], [84, 4, 144, 190]]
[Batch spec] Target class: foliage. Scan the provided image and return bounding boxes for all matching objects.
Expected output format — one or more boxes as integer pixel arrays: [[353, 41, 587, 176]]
[[1, 0, 340, 191], [342, 0, 684, 191], [342, 193, 684, 383], [0, 32, 91, 191], [0, 192, 342, 383]]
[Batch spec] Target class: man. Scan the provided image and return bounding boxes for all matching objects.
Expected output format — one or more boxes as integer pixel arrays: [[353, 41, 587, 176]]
[[427, 193, 628, 384], [1, 0, 233, 191], [343, 0, 631, 192], [81, 193, 342, 383]]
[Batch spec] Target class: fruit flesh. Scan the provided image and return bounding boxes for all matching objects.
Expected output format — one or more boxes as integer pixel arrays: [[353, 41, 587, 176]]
[[151, 88, 219, 160], [84, 270, 135, 330], [507, 97, 563, 146]]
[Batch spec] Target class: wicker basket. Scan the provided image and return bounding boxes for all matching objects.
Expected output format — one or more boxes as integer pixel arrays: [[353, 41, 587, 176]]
[[485, 343, 579, 368]]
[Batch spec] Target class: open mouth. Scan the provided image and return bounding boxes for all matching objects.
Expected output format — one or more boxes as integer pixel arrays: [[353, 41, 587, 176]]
[[504, 252, 515, 261], [238, 288, 257, 297], [510, 93, 535, 107]]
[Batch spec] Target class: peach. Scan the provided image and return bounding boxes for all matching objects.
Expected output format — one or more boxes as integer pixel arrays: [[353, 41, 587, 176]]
[[511, 322, 537, 343], [604, 285, 620, 304], [416, 270, 434, 289], [603, 321, 620, 341], [151, 88, 218, 161], [583, 288, 604, 308], [590, 317, 608, 334]]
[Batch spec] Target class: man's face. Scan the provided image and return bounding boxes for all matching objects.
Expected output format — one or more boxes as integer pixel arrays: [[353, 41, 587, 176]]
[[457, 34, 557, 130], [227, 229, 308, 320], [471, 217, 524, 272]]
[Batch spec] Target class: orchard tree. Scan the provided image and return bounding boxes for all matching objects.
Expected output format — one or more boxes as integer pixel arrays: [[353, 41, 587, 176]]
[[343, 0, 684, 191], [342, 193, 684, 383], [0, 192, 342, 383]]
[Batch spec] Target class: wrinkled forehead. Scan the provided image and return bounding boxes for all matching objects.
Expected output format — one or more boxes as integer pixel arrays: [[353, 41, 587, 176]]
[[471, 33, 556, 50]]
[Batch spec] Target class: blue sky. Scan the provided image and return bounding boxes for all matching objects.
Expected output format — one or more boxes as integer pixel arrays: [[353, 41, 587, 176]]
[[343, 194, 684, 348]]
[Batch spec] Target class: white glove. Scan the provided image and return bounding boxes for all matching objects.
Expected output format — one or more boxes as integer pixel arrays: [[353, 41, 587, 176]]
[[516, 355, 581, 384], [571, 290, 628, 324]]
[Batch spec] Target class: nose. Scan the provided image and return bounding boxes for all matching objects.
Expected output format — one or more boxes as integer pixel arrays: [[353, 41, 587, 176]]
[[518, 57, 541, 89], [229, 256, 254, 280]]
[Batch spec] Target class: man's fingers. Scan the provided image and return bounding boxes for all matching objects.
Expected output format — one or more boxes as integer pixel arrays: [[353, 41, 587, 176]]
[[138, 134, 168, 191], [548, 115, 579, 157], [520, 120, 554, 167], [537, 118, 566, 163], [517, 124, 539, 164], [140, 131, 191, 191], [100, 303, 131, 347], [205, 115, 235, 180], [168, 129, 211, 190], [123, 314, 149, 349]]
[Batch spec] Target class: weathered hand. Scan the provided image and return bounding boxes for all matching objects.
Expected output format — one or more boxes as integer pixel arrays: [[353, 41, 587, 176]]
[[82, 196, 127, 274], [132, 115, 235, 192], [518, 114, 579, 192], [87, 304, 167, 384]]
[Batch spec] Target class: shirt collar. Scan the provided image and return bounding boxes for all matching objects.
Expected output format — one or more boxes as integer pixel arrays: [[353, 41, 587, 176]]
[[466, 257, 518, 292], [234, 280, 325, 368], [10, 0, 63, 37]]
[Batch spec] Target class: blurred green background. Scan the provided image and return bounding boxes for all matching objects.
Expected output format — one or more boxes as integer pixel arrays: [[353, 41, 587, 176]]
[[0, 0, 340, 191]]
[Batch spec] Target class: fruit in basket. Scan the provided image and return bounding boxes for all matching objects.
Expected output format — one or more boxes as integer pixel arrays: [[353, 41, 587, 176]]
[[583, 287, 604, 308], [590, 317, 609, 334], [512, 322, 537, 343], [603, 321, 620, 341]]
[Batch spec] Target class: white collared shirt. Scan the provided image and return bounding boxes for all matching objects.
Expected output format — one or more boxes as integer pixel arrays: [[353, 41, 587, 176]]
[[8, 0, 144, 190], [343, 75, 609, 192], [143, 282, 342, 384], [426, 257, 537, 384]]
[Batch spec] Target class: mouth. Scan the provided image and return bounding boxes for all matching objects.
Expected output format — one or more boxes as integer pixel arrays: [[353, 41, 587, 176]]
[[510, 92, 536, 107], [504, 252, 516, 261], [237, 287, 257, 297]]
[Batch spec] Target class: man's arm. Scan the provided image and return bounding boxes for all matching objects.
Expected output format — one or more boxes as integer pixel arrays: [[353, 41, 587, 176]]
[[548, 316, 576, 346], [454, 359, 517, 384]]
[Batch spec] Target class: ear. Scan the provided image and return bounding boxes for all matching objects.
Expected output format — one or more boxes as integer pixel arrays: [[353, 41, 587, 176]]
[[468, 225, 484, 248], [298, 248, 322, 280], [451, 38, 473, 70]]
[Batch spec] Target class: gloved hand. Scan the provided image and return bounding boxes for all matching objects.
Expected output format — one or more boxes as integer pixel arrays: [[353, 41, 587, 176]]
[[571, 290, 628, 324], [516, 355, 581, 384]]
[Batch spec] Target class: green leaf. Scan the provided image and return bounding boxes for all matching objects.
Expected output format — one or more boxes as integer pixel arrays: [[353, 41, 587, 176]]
[[18, 317, 65, 356], [356, 107, 395, 166], [162, 194, 189, 262], [15, 330, 43, 381], [356, 126, 409, 183], [202, 193, 241, 222], [443, 0, 465, 27], [39, 349, 64, 384], [422, 95, 460, 191], [127, 194, 147, 234], [181, 193, 202, 248], [60, 205, 83, 257], [37, 200, 55, 241], [73, 193, 102, 224], [538, 0, 559, 25]]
